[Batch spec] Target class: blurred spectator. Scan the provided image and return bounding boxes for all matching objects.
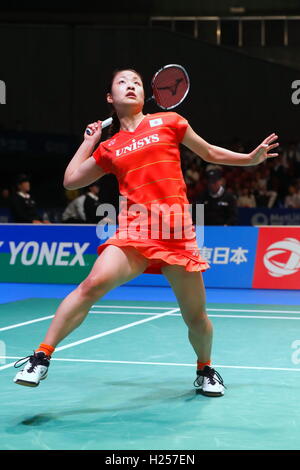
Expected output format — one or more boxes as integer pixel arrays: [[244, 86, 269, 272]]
[[84, 183, 115, 225], [185, 161, 200, 187], [183, 138, 300, 210], [256, 168, 269, 190], [295, 142, 300, 177], [62, 184, 114, 224], [0, 187, 10, 208], [284, 185, 300, 208], [8, 139, 300, 224], [64, 188, 81, 202], [62, 192, 86, 223], [268, 157, 290, 205], [10, 174, 50, 224], [237, 187, 256, 208], [193, 166, 237, 226], [84, 183, 101, 224], [282, 143, 297, 171], [181, 147, 198, 166], [254, 179, 277, 208]]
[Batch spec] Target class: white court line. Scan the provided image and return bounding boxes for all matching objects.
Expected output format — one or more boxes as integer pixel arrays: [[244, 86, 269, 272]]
[[91, 311, 300, 321], [92, 305, 300, 315], [0, 315, 54, 332], [55, 307, 179, 352], [91, 311, 173, 316], [0, 309, 168, 332], [208, 308, 300, 314], [92, 305, 168, 310], [0, 362, 19, 371], [1, 356, 300, 372], [2, 308, 300, 334], [0, 307, 179, 371], [91, 311, 169, 316], [208, 315, 300, 320]]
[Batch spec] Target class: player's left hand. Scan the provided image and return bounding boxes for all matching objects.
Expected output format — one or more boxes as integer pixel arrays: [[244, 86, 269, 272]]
[[248, 133, 280, 165]]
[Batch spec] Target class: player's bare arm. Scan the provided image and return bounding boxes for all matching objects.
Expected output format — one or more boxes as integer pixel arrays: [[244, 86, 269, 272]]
[[182, 125, 279, 166], [63, 120, 107, 189]]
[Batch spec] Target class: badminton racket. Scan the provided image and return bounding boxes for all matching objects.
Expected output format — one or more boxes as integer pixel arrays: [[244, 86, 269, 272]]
[[85, 64, 190, 135]]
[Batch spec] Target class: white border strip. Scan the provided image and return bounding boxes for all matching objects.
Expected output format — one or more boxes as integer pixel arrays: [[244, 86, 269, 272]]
[[208, 308, 300, 314], [1, 356, 300, 372], [2, 308, 300, 333], [92, 305, 300, 314], [209, 315, 300, 320], [92, 305, 169, 310], [91, 311, 300, 320]]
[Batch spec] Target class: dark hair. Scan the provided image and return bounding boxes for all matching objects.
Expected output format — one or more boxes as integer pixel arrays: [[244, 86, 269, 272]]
[[107, 68, 143, 139], [15, 174, 30, 186]]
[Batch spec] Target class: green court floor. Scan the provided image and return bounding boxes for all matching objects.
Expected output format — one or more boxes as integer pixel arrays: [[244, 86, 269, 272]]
[[1, 298, 300, 450]]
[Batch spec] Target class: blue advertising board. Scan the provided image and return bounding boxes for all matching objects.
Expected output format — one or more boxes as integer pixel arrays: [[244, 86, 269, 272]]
[[198, 226, 258, 288], [0, 224, 258, 288], [129, 226, 259, 288], [238, 208, 300, 226]]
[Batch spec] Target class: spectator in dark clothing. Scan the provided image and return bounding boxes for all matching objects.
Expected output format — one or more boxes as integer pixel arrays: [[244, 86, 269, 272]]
[[84, 183, 115, 225], [84, 184, 101, 224], [268, 159, 290, 206], [193, 166, 237, 226], [10, 174, 50, 224]]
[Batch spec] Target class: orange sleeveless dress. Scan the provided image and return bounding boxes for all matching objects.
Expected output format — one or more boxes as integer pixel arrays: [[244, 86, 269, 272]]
[[92, 112, 209, 274]]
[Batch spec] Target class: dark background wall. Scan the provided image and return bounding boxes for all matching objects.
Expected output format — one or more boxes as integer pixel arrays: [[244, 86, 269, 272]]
[[151, 0, 300, 15], [0, 25, 299, 142], [2, 1, 299, 20]]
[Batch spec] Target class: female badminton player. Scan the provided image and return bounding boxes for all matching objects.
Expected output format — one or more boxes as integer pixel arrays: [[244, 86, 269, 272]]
[[14, 68, 279, 397]]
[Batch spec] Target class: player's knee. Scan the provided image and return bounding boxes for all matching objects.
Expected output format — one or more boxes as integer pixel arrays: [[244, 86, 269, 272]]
[[184, 311, 208, 330], [79, 274, 114, 299]]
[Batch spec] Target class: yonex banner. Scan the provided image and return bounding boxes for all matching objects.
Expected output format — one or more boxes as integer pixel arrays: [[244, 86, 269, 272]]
[[0, 224, 299, 289], [0, 224, 99, 283]]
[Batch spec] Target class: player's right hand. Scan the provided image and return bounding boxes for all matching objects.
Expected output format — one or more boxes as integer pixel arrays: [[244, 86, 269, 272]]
[[84, 120, 102, 142]]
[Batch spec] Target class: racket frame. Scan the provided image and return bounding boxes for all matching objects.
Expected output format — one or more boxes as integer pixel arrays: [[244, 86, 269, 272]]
[[151, 63, 190, 110]]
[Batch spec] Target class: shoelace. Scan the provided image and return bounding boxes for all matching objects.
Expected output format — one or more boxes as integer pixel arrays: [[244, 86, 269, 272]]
[[194, 367, 227, 389], [14, 351, 45, 373]]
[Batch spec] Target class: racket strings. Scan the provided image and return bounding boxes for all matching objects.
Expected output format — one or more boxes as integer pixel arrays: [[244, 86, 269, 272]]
[[152, 67, 189, 109]]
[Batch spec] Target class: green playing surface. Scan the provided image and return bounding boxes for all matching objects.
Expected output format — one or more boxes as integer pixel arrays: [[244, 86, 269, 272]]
[[1, 298, 300, 450]]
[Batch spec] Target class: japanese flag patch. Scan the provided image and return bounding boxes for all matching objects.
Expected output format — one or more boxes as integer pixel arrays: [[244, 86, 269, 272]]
[[149, 118, 163, 127]]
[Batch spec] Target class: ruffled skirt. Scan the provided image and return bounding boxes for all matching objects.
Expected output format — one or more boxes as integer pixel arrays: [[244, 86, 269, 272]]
[[97, 230, 209, 274]]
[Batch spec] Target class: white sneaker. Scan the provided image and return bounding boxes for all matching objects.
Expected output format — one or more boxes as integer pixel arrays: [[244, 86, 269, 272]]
[[194, 365, 225, 397], [14, 351, 50, 387]]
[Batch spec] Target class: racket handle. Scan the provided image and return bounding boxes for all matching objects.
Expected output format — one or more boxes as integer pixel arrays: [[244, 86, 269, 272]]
[[85, 117, 113, 135]]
